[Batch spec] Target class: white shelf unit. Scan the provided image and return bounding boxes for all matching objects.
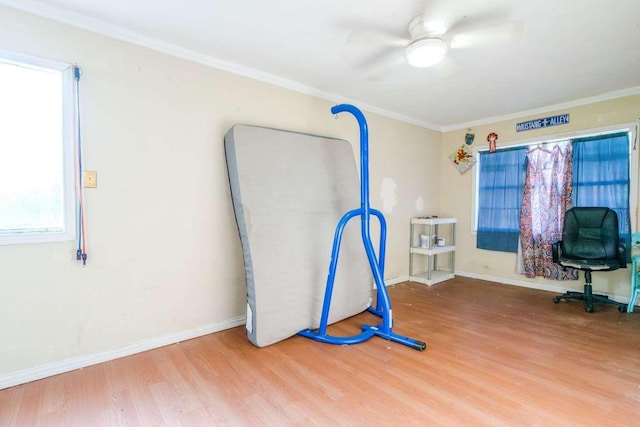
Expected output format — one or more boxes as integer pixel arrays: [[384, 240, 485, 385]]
[[409, 217, 456, 286]]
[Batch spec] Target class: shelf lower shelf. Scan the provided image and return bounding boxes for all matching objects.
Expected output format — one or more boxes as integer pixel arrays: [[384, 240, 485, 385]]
[[409, 270, 455, 286], [410, 245, 456, 255]]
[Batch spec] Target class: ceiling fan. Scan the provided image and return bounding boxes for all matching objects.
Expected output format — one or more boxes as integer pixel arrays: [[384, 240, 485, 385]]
[[406, 15, 451, 68], [405, 13, 522, 67], [347, 6, 522, 78]]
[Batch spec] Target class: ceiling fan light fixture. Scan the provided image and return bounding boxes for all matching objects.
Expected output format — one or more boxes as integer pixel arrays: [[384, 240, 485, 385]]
[[406, 38, 447, 68]]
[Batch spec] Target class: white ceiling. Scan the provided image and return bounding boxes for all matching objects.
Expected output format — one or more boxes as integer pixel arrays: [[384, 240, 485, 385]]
[[4, 0, 640, 130]]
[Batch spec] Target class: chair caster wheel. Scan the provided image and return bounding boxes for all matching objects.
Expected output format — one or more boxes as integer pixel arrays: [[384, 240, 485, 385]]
[[553, 297, 560, 303], [586, 306, 593, 313]]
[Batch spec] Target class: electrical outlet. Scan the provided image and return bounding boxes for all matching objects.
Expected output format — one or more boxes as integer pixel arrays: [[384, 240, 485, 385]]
[[83, 171, 97, 188]]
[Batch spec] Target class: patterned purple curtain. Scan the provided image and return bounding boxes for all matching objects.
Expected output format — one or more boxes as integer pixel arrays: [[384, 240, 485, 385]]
[[519, 143, 577, 280]]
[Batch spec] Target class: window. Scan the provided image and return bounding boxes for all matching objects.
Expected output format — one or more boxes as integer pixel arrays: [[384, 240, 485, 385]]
[[474, 128, 636, 255], [573, 132, 632, 257], [476, 147, 527, 252], [0, 50, 75, 245]]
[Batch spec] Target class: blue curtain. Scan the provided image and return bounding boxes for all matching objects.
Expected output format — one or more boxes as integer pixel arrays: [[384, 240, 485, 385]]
[[477, 132, 630, 255], [572, 132, 631, 259], [477, 147, 528, 252]]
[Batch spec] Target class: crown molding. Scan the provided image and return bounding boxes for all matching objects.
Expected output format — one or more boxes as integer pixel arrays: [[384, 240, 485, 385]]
[[441, 86, 640, 132], [3, 1, 638, 134], [0, 0, 440, 131]]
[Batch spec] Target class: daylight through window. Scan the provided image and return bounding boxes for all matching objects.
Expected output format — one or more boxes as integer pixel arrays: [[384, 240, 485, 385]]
[[0, 51, 75, 244], [474, 128, 637, 258]]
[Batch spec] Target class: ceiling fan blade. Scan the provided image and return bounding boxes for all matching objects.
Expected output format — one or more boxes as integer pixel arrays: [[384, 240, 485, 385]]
[[345, 29, 408, 49], [359, 48, 406, 82], [419, 0, 515, 36], [419, 0, 458, 34], [449, 21, 523, 49]]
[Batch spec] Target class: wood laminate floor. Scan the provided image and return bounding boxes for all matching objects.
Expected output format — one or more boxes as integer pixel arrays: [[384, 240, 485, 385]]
[[1, 277, 639, 426]]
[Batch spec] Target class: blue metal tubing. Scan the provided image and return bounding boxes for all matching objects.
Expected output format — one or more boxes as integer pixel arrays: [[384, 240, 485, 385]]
[[361, 324, 426, 351], [314, 104, 391, 336], [330, 104, 392, 332], [331, 104, 370, 213], [299, 104, 424, 351], [315, 206, 386, 335], [299, 327, 376, 345], [317, 208, 361, 336], [369, 208, 387, 316]]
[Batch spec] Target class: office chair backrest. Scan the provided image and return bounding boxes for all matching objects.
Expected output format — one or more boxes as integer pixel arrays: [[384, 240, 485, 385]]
[[561, 207, 619, 260]]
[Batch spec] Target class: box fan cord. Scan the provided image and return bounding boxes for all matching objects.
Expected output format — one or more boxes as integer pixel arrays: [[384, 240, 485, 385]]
[[74, 65, 87, 266]]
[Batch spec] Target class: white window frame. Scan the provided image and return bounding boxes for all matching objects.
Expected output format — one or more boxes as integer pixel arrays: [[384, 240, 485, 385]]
[[471, 123, 639, 234], [0, 50, 76, 245]]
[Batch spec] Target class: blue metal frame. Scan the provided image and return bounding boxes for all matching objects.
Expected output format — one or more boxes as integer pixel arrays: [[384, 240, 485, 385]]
[[298, 104, 425, 351]]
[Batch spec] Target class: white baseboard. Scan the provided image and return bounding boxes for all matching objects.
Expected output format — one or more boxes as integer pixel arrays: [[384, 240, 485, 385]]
[[385, 275, 409, 286], [0, 315, 246, 390], [3, 271, 633, 390], [1, 275, 406, 390], [372, 275, 409, 289], [455, 270, 634, 304]]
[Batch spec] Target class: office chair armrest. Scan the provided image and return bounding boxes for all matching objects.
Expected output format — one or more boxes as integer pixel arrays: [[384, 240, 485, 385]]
[[552, 241, 561, 263], [618, 243, 627, 268]]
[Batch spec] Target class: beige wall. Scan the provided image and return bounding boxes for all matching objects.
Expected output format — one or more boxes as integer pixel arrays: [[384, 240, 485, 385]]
[[3, 4, 637, 384], [441, 95, 640, 298], [0, 7, 441, 379]]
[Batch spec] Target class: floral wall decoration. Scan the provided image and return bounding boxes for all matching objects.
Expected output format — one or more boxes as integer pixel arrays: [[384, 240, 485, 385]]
[[449, 144, 476, 174]]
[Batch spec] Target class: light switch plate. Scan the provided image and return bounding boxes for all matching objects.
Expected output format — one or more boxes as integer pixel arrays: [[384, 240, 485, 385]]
[[83, 170, 97, 188]]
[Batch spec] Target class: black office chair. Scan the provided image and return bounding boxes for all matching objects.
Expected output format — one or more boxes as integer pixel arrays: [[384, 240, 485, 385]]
[[552, 207, 627, 313]]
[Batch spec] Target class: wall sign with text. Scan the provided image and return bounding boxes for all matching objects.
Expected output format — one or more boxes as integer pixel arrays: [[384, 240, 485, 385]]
[[516, 114, 570, 132]]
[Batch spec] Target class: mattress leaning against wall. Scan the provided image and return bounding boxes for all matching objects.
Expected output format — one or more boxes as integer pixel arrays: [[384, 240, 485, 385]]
[[224, 124, 372, 347]]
